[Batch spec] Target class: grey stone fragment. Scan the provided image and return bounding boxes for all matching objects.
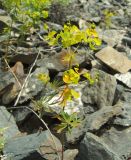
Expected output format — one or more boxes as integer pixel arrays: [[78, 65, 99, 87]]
[[82, 69, 117, 109], [85, 102, 123, 131], [66, 121, 86, 144], [1, 65, 49, 104], [114, 102, 131, 127], [120, 90, 131, 103], [37, 53, 66, 72], [67, 102, 123, 143], [37, 49, 86, 72], [19, 66, 49, 103], [10, 48, 38, 65], [4, 130, 62, 160], [115, 72, 131, 88], [113, 84, 124, 104], [0, 71, 15, 92], [0, 106, 20, 140], [13, 106, 32, 124], [67, 91, 131, 145], [77, 132, 121, 160], [97, 29, 126, 47], [0, 62, 23, 104], [2, 82, 21, 105], [101, 127, 131, 159], [63, 149, 78, 160]]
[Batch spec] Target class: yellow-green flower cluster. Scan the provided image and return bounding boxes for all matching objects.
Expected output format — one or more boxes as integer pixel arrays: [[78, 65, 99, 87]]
[[60, 87, 80, 106], [45, 23, 101, 50], [63, 68, 80, 84]]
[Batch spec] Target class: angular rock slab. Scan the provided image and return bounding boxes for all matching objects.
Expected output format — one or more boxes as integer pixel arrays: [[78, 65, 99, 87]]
[[101, 127, 131, 160], [77, 132, 121, 160], [4, 130, 62, 160], [67, 101, 123, 144], [115, 72, 131, 88], [85, 102, 123, 131], [97, 29, 126, 47], [0, 106, 20, 140], [82, 69, 117, 109], [95, 46, 131, 73]]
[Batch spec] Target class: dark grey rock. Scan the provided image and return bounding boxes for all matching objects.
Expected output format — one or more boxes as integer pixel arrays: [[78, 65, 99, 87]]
[[19, 66, 49, 103], [0, 63, 48, 104], [66, 121, 86, 144], [113, 84, 124, 104], [10, 47, 38, 65], [85, 102, 123, 131], [120, 89, 131, 103], [82, 103, 98, 114], [97, 29, 126, 47], [114, 102, 131, 127], [4, 130, 62, 160], [101, 126, 131, 160], [0, 106, 20, 140], [66, 102, 123, 143], [0, 71, 16, 92], [0, 62, 24, 104], [77, 132, 121, 160], [66, 101, 124, 144], [122, 36, 131, 47], [2, 82, 21, 105], [12, 106, 32, 124], [82, 69, 117, 109], [36, 53, 66, 72], [37, 48, 87, 72]]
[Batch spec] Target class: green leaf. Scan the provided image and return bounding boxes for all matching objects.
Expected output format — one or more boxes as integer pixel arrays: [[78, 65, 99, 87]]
[[55, 123, 67, 133]]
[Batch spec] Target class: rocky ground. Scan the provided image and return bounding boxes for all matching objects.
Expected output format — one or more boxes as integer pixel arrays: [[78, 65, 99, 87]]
[[0, 0, 131, 160]]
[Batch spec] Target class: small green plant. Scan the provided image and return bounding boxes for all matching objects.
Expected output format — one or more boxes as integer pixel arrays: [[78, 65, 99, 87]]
[[37, 22, 100, 134], [36, 66, 96, 133], [37, 73, 50, 84], [54, 111, 81, 133], [2, 0, 51, 33], [33, 93, 57, 116], [2, 0, 71, 32], [102, 9, 116, 28], [45, 23, 101, 50], [1, 0, 101, 136]]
